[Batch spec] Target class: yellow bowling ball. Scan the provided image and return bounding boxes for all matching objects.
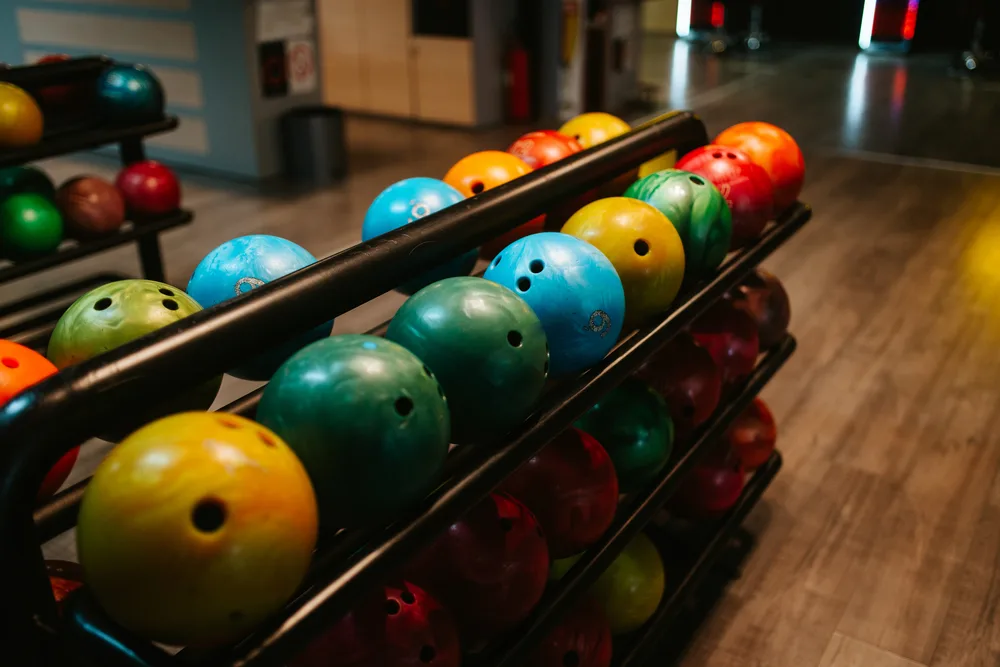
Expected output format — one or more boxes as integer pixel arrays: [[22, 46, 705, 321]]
[[559, 112, 631, 149], [562, 198, 685, 329], [77, 412, 318, 647], [0, 83, 43, 148]]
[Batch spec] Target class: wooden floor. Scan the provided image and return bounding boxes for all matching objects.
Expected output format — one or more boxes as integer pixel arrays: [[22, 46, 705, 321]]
[[27, 40, 1000, 666]]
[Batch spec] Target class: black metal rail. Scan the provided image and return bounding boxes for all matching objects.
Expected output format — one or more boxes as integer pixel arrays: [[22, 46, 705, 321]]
[[0, 56, 111, 87], [0, 117, 179, 168]]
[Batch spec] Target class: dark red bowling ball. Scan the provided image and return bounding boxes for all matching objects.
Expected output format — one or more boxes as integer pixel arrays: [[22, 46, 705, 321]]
[[727, 397, 776, 471], [115, 160, 181, 217], [689, 299, 759, 388], [384, 582, 461, 667], [730, 268, 790, 350], [527, 598, 613, 667], [405, 493, 550, 650], [675, 145, 774, 249], [635, 333, 722, 438], [499, 427, 619, 558], [34, 54, 79, 108], [672, 443, 745, 518], [291, 587, 386, 666]]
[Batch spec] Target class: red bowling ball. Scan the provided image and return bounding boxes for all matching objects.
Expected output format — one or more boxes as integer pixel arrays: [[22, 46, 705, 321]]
[[34, 54, 80, 108], [675, 145, 774, 248], [727, 397, 777, 471], [499, 427, 619, 558], [672, 444, 745, 518], [115, 160, 181, 217], [730, 268, 791, 350], [405, 493, 550, 650], [689, 299, 760, 388], [508, 130, 583, 170], [291, 588, 386, 666], [527, 598, 613, 667], [635, 333, 722, 438]]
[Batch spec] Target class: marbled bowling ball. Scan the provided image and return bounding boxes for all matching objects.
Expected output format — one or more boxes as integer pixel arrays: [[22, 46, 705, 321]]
[[672, 443, 745, 518], [484, 233, 625, 375], [96, 64, 165, 124], [727, 397, 776, 471], [558, 112, 630, 149], [257, 335, 450, 529], [508, 130, 591, 229], [56, 176, 126, 238], [624, 169, 732, 275], [116, 160, 181, 217], [527, 598, 613, 667], [77, 412, 318, 647], [0, 194, 63, 260], [187, 235, 331, 380], [386, 277, 549, 445], [730, 268, 790, 349], [0, 82, 43, 148], [499, 427, 619, 558], [574, 379, 674, 493], [0, 165, 55, 200], [715, 121, 805, 212], [362, 177, 475, 295], [689, 299, 760, 388], [635, 333, 721, 438]]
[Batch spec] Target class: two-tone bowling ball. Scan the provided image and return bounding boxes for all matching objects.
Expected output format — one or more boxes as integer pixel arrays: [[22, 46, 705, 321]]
[[0, 194, 63, 259], [96, 64, 165, 124], [635, 333, 721, 438], [56, 176, 126, 238], [257, 335, 450, 529], [727, 397, 776, 471], [527, 598, 613, 667], [730, 268, 790, 349], [0, 82, 43, 148], [186, 235, 331, 380], [116, 160, 181, 217], [77, 412, 318, 647], [689, 299, 760, 388], [0, 165, 55, 200], [672, 443, 745, 518], [715, 121, 805, 212], [484, 232, 625, 375]]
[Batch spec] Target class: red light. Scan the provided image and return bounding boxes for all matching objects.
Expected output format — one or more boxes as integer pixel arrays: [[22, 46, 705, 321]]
[[711, 1, 725, 28], [902, 0, 919, 40]]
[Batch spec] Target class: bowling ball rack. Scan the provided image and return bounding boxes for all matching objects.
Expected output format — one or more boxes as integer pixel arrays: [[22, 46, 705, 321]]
[[0, 111, 811, 666]]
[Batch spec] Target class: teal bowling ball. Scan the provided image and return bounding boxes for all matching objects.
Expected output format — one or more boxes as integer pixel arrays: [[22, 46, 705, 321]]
[[0, 166, 55, 200], [1, 194, 63, 260], [96, 65, 164, 124], [386, 277, 549, 445], [574, 379, 673, 492], [257, 335, 451, 529]]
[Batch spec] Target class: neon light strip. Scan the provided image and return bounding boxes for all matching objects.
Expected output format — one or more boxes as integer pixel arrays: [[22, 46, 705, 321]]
[[858, 0, 877, 49], [902, 0, 920, 41], [676, 0, 692, 37]]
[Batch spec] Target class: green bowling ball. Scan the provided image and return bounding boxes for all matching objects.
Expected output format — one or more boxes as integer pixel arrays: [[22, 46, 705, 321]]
[[574, 379, 673, 492], [257, 335, 451, 529], [625, 169, 732, 275], [47, 280, 221, 440], [0, 166, 55, 200], [386, 277, 549, 445], [1, 194, 63, 260]]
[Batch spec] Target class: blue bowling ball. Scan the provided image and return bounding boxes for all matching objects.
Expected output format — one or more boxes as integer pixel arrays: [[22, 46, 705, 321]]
[[484, 232, 625, 375], [187, 235, 332, 380], [96, 65, 164, 124], [362, 177, 476, 294]]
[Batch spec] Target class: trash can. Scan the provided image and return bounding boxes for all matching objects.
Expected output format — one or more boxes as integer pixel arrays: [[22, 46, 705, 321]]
[[281, 106, 347, 185]]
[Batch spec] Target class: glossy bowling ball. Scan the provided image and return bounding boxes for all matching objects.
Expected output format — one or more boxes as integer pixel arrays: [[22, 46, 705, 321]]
[[187, 235, 332, 380], [715, 121, 805, 212], [386, 277, 549, 445], [527, 598, 613, 667], [56, 176, 126, 239], [558, 112, 630, 149], [562, 198, 685, 330], [508, 131, 591, 229], [0, 339, 79, 500], [406, 493, 549, 649], [0, 165, 55, 200], [34, 54, 80, 108], [257, 335, 450, 529], [730, 268, 790, 349], [672, 443, 745, 518], [0, 194, 64, 260], [362, 177, 475, 295], [484, 232, 625, 375], [550, 532, 665, 635], [689, 299, 760, 388], [727, 397, 776, 470], [0, 82, 43, 148], [624, 169, 732, 275], [96, 64, 165, 124], [499, 427, 619, 558], [635, 333, 721, 438], [574, 379, 674, 493], [116, 160, 181, 217], [675, 145, 774, 249], [47, 280, 222, 439], [77, 412, 318, 647]]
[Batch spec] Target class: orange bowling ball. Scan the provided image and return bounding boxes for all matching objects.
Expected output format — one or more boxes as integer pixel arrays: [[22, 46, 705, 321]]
[[714, 122, 804, 212], [77, 412, 318, 647], [558, 112, 630, 149], [0, 83, 43, 148]]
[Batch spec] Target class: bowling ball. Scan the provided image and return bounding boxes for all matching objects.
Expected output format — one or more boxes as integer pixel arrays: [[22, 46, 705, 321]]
[[362, 177, 476, 294], [727, 397, 776, 471], [730, 268, 790, 349], [96, 64, 165, 124], [527, 598, 613, 667], [186, 235, 332, 380], [558, 112, 630, 149], [47, 280, 222, 440], [292, 588, 386, 666], [77, 412, 318, 647], [689, 299, 760, 387], [0, 194, 64, 260], [672, 443, 745, 518], [675, 145, 774, 249], [257, 335, 450, 529], [34, 54, 80, 108], [635, 333, 722, 438], [550, 532, 665, 635], [715, 121, 805, 212], [0, 339, 79, 500], [406, 493, 549, 649], [47, 560, 84, 614], [562, 198, 685, 330], [574, 379, 674, 493], [0, 82, 43, 148], [499, 427, 619, 558], [56, 176, 126, 238], [0, 166, 55, 200], [624, 169, 732, 275], [508, 129, 582, 169], [484, 232, 625, 375], [116, 160, 181, 217], [386, 277, 549, 445]]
